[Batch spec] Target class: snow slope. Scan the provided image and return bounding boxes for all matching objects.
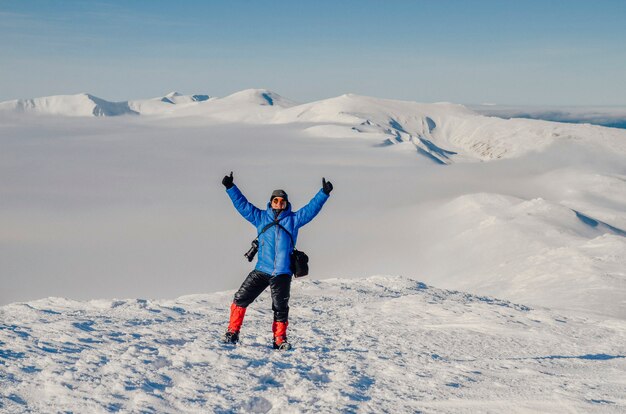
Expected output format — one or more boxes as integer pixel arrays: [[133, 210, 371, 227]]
[[408, 193, 626, 318], [1, 276, 624, 413]]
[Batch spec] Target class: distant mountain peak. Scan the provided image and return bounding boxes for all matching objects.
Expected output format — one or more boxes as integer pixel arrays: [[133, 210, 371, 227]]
[[221, 89, 297, 108], [0, 93, 137, 117], [158, 92, 211, 105]]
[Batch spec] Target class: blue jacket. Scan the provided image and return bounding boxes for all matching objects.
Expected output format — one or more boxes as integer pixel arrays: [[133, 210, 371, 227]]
[[226, 185, 329, 276]]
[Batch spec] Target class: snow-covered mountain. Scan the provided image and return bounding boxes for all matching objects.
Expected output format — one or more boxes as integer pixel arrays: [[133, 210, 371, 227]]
[[0, 93, 138, 117], [127, 92, 214, 115], [1, 276, 624, 413], [160, 92, 211, 105], [268, 93, 625, 163], [166, 89, 298, 123], [2, 89, 625, 164]]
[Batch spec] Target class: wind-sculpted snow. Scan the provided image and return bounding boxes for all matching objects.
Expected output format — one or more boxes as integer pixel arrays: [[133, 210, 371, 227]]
[[1, 276, 624, 413]]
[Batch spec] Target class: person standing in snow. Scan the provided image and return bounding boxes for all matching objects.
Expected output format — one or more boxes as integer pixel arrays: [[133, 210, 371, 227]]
[[221, 172, 333, 350]]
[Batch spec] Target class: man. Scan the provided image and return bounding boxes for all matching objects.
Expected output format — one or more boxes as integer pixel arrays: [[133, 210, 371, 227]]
[[221, 172, 333, 350]]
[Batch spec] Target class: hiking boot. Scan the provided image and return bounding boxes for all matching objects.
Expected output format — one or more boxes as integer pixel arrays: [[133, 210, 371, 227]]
[[273, 337, 292, 350], [222, 330, 239, 344]]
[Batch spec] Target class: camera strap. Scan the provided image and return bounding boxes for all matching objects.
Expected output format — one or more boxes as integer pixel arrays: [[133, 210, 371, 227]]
[[255, 218, 296, 249]]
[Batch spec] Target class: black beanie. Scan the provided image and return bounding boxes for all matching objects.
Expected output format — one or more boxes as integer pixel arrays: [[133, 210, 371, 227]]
[[270, 189, 288, 202]]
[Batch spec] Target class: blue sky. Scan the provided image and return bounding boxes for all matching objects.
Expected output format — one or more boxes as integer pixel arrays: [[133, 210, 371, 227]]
[[1, 0, 625, 105]]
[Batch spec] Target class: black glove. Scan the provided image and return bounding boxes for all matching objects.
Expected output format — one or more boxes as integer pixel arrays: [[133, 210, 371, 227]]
[[222, 171, 234, 189], [322, 177, 333, 195]]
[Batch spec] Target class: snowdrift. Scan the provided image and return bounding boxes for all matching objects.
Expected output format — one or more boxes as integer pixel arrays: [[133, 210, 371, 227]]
[[1, 276, 624, 413]]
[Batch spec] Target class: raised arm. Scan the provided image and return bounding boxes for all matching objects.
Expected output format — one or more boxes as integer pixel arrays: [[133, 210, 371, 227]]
[[295, 178, 333, 228], [223, 172, 262, 226]]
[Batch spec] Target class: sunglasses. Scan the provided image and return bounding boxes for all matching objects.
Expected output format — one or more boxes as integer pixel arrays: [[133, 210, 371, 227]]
[[271, 197, 286, 204]]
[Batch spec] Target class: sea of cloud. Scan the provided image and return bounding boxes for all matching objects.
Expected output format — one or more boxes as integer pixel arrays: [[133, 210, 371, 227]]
[[470, 104, 626, 129], [1, 113, 625, 316]]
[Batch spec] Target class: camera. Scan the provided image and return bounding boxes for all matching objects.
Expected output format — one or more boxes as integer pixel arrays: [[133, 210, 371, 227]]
[[244, 239, 259, 262]]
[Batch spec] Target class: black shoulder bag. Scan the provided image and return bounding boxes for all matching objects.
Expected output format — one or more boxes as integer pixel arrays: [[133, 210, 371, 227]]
[[246, 219, 309, 278]]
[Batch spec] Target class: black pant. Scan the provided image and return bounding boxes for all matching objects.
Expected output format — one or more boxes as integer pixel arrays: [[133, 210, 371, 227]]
[[233, 270, 292, 322]]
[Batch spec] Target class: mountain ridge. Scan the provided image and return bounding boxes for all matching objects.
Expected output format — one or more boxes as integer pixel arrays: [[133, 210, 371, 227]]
[[2, 90, 625, 164]]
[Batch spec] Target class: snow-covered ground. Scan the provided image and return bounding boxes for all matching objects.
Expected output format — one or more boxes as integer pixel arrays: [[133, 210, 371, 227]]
[[1, 276, 625, 413], [1, 90, 625, 412]]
